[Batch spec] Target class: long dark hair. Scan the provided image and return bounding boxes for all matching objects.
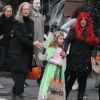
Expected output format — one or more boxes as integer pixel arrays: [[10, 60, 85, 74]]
[[71, 5, 90, 18]]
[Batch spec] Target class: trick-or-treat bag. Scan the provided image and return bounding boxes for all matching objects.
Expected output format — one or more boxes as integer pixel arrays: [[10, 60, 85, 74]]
[[47, 67, 64, 100]]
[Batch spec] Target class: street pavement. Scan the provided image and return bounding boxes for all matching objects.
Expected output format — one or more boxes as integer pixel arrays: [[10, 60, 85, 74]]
[[0, 72, 99, 100]]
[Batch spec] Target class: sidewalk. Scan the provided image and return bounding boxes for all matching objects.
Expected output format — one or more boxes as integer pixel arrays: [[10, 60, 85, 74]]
[[69, 78, 99, 100], [0, 75, 39, 100], [0, 73, 99, 100]]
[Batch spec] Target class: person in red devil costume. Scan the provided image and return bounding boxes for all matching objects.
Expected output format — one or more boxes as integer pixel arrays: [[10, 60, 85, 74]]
[[64, 12, 100, 100]]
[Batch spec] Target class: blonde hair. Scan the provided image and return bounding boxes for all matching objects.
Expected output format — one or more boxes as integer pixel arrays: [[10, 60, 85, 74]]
[[50, 31, 64, 48], [15, 2, 33, 23], [0, 5, 12, 17]]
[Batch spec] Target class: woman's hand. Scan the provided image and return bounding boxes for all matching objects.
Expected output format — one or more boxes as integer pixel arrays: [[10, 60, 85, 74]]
[[33, 40, 43, 49], [60, 50, 66, 58], [0, 34, 4, 40]]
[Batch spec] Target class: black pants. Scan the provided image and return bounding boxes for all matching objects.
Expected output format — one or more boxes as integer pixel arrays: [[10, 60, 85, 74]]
[[65, 74, 88, 100], [11, 71, 27, 95], [99, 84, 100, 100], [65, 68, 70, 82], [0, 45, 9, 70]]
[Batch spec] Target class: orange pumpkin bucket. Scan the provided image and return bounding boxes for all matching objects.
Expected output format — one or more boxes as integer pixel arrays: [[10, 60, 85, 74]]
[[91, 56, 100, 60], [95, 56, 100, 60], [27, 66, 41, 80]]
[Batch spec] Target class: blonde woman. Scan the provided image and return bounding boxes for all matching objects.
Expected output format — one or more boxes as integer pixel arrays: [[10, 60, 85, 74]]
[[9, 2, 42, 100]]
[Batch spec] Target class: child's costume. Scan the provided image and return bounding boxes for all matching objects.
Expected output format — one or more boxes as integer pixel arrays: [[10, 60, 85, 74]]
[[38, 47, 65, 100]]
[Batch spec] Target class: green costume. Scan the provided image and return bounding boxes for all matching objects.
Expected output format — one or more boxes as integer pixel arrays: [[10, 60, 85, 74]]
[[38, 47, 65, 100]]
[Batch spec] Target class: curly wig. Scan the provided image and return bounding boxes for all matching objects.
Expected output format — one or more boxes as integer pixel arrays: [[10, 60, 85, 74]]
[[74, 12, 98, 45]]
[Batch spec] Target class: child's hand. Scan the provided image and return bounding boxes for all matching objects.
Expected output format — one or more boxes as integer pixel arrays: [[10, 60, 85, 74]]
[[58, 63, 62, 67], [33, 40, 43, 49], [33, 54, 36, 60], [60, 50, 66, 58]]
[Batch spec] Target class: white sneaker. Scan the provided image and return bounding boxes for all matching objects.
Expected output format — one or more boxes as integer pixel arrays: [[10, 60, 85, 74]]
[[0, 84, 4, 89], [72, 84, 78, 90]]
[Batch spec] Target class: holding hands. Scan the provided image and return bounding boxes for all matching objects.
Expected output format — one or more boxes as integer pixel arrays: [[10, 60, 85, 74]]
[[33, 40, 43, 49]]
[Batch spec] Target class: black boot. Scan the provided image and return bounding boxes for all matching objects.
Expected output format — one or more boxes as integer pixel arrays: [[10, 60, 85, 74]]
[[14, 94, 24, 100], [12, 94, 16, 100], [11, 87, 16, 100], [77, 97, 83, 100], [12, 94, 24, 100], [11, 87, 24, 100]]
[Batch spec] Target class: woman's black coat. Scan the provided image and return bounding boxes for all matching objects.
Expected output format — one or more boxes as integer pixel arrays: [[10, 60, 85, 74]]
[[9, 18, 34, 73], [65, 29, 94, 75], [0, 15, 14, 46]]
